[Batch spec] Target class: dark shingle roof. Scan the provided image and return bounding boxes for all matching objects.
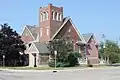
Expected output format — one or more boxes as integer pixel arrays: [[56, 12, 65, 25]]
[[26, 25, 38, 39], [33, 42, 50, 54], [82, 33, 93, 42]]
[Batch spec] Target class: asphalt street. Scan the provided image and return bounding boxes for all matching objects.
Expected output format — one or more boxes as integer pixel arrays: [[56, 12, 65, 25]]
[[0, 68, 120, 80]]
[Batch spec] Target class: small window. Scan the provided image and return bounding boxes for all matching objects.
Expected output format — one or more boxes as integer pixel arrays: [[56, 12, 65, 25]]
[[68, 29, 71, 32], [29, 43, 31, 47]]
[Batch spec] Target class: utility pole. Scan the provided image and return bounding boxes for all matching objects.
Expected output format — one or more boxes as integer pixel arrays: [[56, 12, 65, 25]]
[[3, 55, 5, 67]]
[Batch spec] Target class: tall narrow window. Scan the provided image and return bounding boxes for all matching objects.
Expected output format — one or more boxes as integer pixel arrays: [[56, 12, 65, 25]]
[[47, 28, 49, 36], [40, 13, 43, 22], [58, 13, 61, 21], [54, 12, 57, 20], [46, 12, 49, 20], [44, 12, 47, 20], [40, 29, 42, 37], [56, 13, 59, 21], [74, 43, 76, 52], [60, 14, 62, 21], [52, 11, 55, 20]]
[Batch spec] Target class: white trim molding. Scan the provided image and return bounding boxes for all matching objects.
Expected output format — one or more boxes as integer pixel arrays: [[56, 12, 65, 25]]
[[21, 25, 36, 41]]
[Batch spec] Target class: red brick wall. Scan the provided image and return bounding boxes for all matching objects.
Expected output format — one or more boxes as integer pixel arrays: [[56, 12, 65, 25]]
[[39, 4, 63, 42], [55, 20, 80, 51], [86, 36, 99, 64], [21, 36, 34, 43]]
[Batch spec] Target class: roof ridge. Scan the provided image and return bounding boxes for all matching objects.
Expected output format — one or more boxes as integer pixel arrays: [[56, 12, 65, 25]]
[[82, 33, 93, 35]]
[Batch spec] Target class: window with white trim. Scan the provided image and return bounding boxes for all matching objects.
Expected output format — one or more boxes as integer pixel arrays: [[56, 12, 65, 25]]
[[60, 13, 62, 21], [56, 13, 59, 21], [46, 11, 49, 20], [40, 29, 42, 37], [54, 12, 57, 20], [47, 28, 49, 36]]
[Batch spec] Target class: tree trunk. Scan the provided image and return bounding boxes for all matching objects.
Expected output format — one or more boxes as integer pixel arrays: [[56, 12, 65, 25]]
[[107, 57, 109, 65], [105, 57, 107, 64]]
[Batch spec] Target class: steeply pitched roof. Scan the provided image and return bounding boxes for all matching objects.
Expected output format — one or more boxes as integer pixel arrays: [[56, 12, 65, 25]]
[[26, 25, 39, 39], [51, 17, 86, 43], [51, 17, 70, 40], [82, 33, 93, 42], [33, 42, 50, 54]]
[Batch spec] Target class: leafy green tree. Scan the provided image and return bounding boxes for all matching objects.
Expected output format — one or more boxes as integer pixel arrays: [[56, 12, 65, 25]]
[[0, 23, 26, 66], [68, 52, 81, 66], [99, 41, 104, 59], [47, 38, 81, 67], [99, 40, 120, 64], [47, 39, 74, 62]]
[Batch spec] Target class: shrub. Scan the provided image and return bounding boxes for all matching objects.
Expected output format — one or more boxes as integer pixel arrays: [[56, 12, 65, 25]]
[[48, 52, 81, 67], [109, 53, 120, 64], [48, 60, 69, 67], [48, 60, 60, 67], [87, 64, 93, 67], [59, 62, 70, 67], [67, 52, 79, 67]]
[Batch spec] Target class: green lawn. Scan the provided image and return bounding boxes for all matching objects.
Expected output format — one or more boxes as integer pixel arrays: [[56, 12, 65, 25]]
[[0, 65, 119, 70]]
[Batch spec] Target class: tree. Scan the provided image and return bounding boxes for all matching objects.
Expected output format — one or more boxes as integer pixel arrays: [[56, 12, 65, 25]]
[[0, 23, 26, 66], [47, 39, 74, 62], [99, 41, 104, 59], [47, 38, 81, 67], [99, 40, 120, 64], [68, 52, 81, 66]]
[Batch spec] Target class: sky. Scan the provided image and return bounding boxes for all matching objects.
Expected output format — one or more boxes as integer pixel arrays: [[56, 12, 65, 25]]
[[0, 0, 120, 42]]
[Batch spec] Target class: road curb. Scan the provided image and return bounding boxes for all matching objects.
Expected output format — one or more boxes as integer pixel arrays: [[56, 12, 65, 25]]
[[0, 67, 120, 72]]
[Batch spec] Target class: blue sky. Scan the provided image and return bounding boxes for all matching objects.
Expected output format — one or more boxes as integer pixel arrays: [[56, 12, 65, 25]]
[[0, 0, 120, 42]]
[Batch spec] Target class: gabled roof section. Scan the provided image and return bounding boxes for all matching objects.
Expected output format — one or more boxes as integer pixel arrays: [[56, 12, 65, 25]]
[[51, 17, 70, 40], [82, 33, 93, 42], [51, 17, 85, 43], [21, 25, 39, 40], [26, 25, 39, 39], [82, 33, 98, 44], [69, 19, 85, 43], [27, 42, 39, 54], [33, 42, 50, 54]]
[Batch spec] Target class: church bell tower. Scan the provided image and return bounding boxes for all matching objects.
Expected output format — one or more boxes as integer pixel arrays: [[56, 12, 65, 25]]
[[39, 4, 63, 42]]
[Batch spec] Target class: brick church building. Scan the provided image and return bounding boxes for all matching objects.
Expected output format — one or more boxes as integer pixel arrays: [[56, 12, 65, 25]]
[[21, 4, 99, 67]]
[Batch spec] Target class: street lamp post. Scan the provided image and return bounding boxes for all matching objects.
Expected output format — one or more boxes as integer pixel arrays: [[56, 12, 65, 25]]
[[84, 44, 87, 63], [3, 55, 5, 67], [54, 50, 57, 69], [53, 50, 57, 73]]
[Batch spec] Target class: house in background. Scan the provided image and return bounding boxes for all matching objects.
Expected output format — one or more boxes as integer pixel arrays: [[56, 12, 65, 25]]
[[21, 4, 99, 67]]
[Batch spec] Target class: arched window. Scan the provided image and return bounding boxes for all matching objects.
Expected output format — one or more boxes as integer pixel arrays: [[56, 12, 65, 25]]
[[52, 11, 55, 20], [47, 28, 49, 36], [40, 28, 43, 37], [46, 11, 49, 20], [60, 13, 62, 21], [43, 12, 46, 21], [56, 12, 59, 21], [58, 13, 61, 21], [40, 13, 43, 22], [52, 12, 53, 19], [54, 12, 57, 20]]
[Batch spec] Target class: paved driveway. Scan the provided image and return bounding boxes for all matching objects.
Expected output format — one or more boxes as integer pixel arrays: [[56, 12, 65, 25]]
[[0, 68, 120, 80]]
